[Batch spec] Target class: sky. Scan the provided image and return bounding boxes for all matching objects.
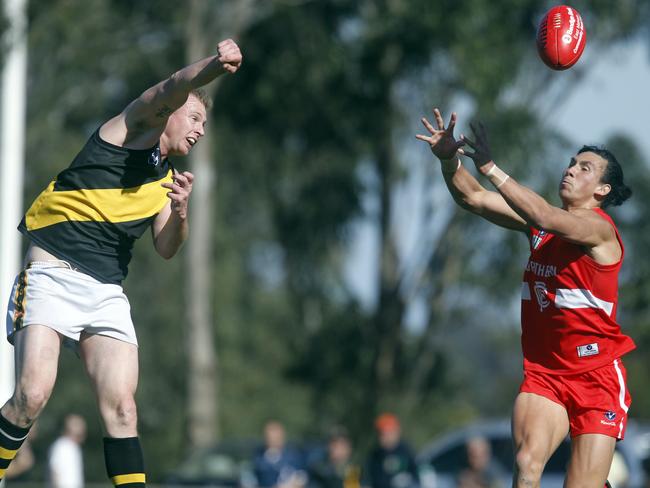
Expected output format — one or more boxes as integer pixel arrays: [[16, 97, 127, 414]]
[[556, 38, 650, 160]]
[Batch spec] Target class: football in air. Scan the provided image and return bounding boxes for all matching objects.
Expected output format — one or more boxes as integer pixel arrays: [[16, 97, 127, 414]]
[[536, 5, 586, 70]]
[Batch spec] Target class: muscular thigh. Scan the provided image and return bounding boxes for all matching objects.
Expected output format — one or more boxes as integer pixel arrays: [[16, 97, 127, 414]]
[[513, 392, 570, 461], [3, 325, 62, 424], [13, 325, 62, 390], [566, 434, 615, 488], [80, 333, 139, 400]]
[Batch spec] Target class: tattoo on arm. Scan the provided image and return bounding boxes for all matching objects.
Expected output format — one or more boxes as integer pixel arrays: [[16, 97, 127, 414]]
[[156, 105, 174, 118]]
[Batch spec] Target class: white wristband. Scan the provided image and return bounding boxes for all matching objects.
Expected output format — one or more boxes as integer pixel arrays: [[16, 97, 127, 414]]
[[485, 164, 510, 189], [496, 175, 510, 188]]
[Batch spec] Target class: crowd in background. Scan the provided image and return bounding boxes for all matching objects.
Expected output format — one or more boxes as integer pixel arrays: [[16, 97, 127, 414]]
[[3, 412, 507, 488], [252, 413, 421, 488], [248, 414, 506, 488], [248, 414, 511, 488]]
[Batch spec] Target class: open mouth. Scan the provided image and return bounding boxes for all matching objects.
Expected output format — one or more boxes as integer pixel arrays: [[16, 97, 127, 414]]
[[186, 137, 197, 147]]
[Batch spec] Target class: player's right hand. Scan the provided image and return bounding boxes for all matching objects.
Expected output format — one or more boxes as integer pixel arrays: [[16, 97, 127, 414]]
[[459, 122, 494, 173], [416, 108, 465, 161], [217, 38, 242, 74]]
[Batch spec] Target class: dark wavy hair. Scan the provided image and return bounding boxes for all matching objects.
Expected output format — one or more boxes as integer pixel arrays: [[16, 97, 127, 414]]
[[577, 145, 632, 208]]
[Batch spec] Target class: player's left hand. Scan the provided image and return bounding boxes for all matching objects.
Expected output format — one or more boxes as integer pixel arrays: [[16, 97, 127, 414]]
[[459, 122, 494, 174], [416, 108, 465, 161], [162, 170, 194, 220], [217, 38, 242, 74]]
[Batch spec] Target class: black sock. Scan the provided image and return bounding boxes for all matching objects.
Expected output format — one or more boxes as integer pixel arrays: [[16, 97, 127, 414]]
[[103, 436, 146, 487], [0, 412, 31, 480]]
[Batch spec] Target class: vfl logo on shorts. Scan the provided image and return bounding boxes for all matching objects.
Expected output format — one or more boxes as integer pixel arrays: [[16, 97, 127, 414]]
[[601, 410, 617, 426], [534, 281, 550, 311]]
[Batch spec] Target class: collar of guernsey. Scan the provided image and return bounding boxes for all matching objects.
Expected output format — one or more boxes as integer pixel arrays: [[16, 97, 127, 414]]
[[18, 128, 174, 285], [521, 208, 635, 374]]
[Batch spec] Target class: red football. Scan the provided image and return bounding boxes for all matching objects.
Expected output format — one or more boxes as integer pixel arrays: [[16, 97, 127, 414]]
[[536, 5, 586, 70]]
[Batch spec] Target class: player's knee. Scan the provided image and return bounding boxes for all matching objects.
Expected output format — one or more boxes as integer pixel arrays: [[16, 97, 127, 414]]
[[514, 448, 545, 483], [105, 396, 138, 428], [11, 384, 52, 420]]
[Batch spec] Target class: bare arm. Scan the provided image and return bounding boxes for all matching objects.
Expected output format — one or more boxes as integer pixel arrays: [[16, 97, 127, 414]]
[[101, 38, 242, 147], [152, 171, 193, 259], [416, 108, 527, 232], [460, 122, 619, 261], [477, 167, 615, 250], [441, 161, 528, 231]]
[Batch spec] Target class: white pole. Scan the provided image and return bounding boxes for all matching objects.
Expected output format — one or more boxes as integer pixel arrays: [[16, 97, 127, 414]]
[[1, 0, 27, 417]]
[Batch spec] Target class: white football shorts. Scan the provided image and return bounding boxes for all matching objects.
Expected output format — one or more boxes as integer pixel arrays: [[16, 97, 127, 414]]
[[5, 261, 138, 346]]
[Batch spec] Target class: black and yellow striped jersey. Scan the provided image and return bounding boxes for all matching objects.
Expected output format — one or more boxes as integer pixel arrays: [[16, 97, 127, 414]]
[[19, 129, 173, 285]]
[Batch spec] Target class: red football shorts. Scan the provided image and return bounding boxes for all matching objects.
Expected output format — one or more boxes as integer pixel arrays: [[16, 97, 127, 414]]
[[519, 359, 631, 439]]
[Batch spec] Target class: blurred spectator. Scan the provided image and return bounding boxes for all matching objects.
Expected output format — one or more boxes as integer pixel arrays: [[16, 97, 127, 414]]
[[253, 419, 307, 488], [309, 427, 360, 488], [456, 436, 504, 488], [361, 413, 420, 488], [47, 413, 87, 488], [4, 421, 38, 482]]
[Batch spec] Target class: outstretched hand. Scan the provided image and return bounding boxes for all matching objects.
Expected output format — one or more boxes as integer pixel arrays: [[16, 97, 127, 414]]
[[162, 170, 194, 220], [415, 108, 465, 161], [217, 38, 242, 74], [459, 122, 494, 173]]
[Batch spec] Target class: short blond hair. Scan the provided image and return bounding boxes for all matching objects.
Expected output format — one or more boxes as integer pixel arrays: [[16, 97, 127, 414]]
[[190, 88, 213, 111]]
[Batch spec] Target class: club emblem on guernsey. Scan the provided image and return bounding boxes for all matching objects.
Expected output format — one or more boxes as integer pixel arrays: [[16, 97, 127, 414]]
[[577, 343, 599, 357], [532, 230, 546, 250], [605, 411, 616, 421], [534, 281, 550, 311], [148, 145, 161, 166]]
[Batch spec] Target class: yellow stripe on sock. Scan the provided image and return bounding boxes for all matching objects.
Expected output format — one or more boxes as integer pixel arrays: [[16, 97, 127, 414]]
[[0, 446, 17, 460], [112, 473, 146, 485], [0, 467, 6, 478]]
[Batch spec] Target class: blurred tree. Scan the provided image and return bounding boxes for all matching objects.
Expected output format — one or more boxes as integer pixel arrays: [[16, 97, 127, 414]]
[[182, 0, 263, 451], [214, 0, 650, 446]]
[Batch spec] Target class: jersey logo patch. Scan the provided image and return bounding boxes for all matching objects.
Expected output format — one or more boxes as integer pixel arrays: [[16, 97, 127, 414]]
[[577, 343, 599, 357], [532, 230, 546, 250], [534, 281, 550, 311], [605, 411, 616, 421]]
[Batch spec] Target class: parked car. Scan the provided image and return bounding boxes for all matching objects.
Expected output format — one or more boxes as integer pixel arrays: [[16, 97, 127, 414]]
[[416, 418, 650, 488]]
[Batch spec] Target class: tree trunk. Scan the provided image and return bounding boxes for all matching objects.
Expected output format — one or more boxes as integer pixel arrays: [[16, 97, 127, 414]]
[[184, 0, 219, 449], [184, 0, 259, 450], [370, 84, 405, 409]]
